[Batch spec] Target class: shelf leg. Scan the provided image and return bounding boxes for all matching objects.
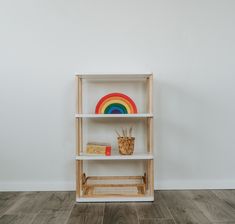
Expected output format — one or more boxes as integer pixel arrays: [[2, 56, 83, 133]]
[[76, 160, 83, 198]]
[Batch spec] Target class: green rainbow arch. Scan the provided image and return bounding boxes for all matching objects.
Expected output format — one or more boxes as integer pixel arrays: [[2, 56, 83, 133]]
[[104, 103, 128, 114]]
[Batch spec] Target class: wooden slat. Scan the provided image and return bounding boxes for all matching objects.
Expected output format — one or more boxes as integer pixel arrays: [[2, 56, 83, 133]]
[[146, 74, 153, 153], [76, 118, 83, 155], [82, 174, 146, 197], [147, 118, 153, 153], [87, 175, 144, 180], [76, 160, 83, 198], [146, 119, 154, 196], [146, 74, 154, 198], [75, 76, 79, 156], [146, 160, 154, 197], [76, 76, 83, 155], [77, 76, 82, 114], [84, 184, 145, 188], [145, 157, 154, 196], [84, 194, 145, 198], [146, 161, 150, 194], [147, 74, 153, 113], [76, 161, 80, 198], [76, 75, 83, 200], [78, 118, 83, 154]]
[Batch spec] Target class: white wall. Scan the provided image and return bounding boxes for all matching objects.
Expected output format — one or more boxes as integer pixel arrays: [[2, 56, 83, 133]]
[[1, 0, 235, 191]]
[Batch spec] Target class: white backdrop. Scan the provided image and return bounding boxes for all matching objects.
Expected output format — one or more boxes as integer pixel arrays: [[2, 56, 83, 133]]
[[0, 0, 235, 191]]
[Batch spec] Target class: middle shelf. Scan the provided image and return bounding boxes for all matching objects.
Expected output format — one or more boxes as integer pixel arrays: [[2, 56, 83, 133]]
[[76, 152, 153, 160]]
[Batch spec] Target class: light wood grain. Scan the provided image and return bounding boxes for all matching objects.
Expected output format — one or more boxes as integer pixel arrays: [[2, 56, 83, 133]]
[[67, 203, 104, 224], [0, 214, 36, 224], [76, 76, 84, 199], [69, 203, 104, 216], [187, 190, 235, 222], [67, 215, 103, 224], [212, 189, 235, 210], [147, 74, 153, 113], [1, 191, 235, 224], [77, 76, 82, 114], [146, 159, 154, 197], [40, 192, 75, 211], [160, 191, 212, 224], [210, 222, 235, 224], [87, 175, 144, 180], [135, 202, 172, 219], [139, 219, 175, 224], [32, 210, 71, 224], [77, 118, 83, 155], [82, 174, 146, 197], [5, 192, 52, 215], [78, 76, 83, 152], [103, 203, 138, 224], [76, 160, 83, 198], [147, 118, 153, 153], [146, 74, 154, 198], [0, 192, 22, 217]]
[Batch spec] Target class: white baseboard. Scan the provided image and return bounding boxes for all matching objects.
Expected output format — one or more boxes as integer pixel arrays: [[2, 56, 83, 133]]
[[1, 180, 235, 192], [156, 180, 235, 190], [0, 181, 75, 191]]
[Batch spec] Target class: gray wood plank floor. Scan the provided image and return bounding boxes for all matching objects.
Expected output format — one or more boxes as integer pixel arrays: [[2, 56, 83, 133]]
[[0, 190, 235, 224]]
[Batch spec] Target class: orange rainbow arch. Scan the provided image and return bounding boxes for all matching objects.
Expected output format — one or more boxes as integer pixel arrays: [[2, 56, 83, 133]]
[[95, 93, 137, 114]]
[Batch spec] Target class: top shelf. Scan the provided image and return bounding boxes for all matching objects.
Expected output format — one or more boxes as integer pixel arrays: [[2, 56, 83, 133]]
[[75, 113, 153, 118], [76, 74, 152, 80]]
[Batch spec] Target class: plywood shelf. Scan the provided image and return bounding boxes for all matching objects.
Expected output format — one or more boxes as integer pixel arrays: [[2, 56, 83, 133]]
[[76, 74, 152, 80], [76, 196, 154, 202], [76, 153, 153, 160], [75, 113, 153, 118]]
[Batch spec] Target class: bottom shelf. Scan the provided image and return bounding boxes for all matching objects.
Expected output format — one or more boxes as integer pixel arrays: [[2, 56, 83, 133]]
[[76, 196, 154, 202], [77, 173, 154, 202]]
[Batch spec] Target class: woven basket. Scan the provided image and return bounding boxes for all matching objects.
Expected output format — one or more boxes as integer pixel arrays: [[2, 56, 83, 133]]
[[118, 137, 135, 155]]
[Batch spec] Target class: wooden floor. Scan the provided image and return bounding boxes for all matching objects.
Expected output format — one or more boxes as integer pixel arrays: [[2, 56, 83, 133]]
[[0, 190, 235, 224]]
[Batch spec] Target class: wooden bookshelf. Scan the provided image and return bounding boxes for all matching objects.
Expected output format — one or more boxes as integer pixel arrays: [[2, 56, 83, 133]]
[[75, 74, 154, 202]]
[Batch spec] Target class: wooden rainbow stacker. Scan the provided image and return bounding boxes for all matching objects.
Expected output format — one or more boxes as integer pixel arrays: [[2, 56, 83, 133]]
[[75, 74, 154, 202]]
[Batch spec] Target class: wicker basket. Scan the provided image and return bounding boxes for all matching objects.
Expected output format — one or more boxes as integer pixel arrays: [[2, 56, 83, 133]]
[[118, 137, 135, 155]]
